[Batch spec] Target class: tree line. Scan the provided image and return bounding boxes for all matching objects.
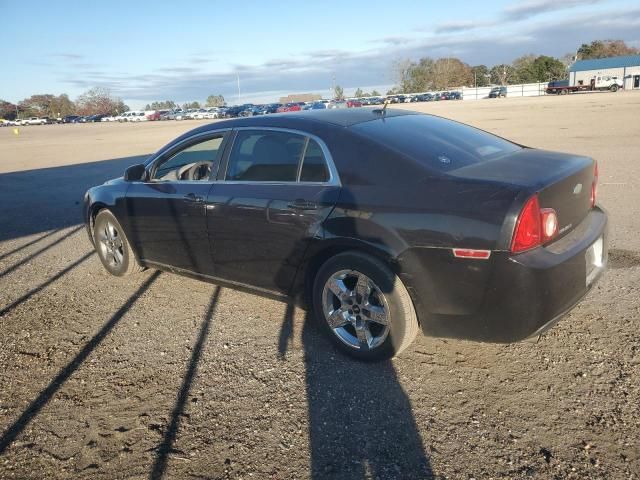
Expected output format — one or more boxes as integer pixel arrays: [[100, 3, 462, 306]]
[[0, 87, 128, 121], [143, 95, 226, 111], [0, 90, 226, 121], [387, 39, 639, 94]]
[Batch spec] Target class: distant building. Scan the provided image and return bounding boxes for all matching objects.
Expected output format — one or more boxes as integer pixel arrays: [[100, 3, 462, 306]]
[[569, 54, 640, 90], [279, 93, 322, 104]]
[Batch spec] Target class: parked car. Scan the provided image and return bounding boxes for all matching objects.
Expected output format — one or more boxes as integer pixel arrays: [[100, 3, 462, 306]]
[[346, 99, 363, 108], [63, 115, 81, 123], [327, 101, 348, 109], [163, 110, 186, 121], [203, 108, 223, 119], [21, 117, 48, 125], [117, 112, 135, 122], [224, 105, 253, 117], [415, 94, 433, 102], [489, 86, 508, 98], [145, 111, 162, 121], [239, 106, 264, 117], [277, 102, 305, 113], [190, 109, 209, 120], [86, 114, 107, 122], [449, 91, 462, 100], [84, 108, 607, 361], [261, 103, 282, 114], [129, 112, 148, 122]]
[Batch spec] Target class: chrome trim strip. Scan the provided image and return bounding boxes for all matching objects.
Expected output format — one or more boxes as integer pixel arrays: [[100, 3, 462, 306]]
[[296, 136, 310, 182]]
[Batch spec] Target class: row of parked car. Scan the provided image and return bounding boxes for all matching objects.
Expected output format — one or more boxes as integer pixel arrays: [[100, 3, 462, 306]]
[[2, 90, 466, 127]]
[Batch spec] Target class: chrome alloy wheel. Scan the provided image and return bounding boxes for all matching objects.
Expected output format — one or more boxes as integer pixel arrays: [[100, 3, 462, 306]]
[[98, 221, 124, 268], [322, 270, 391, 350]]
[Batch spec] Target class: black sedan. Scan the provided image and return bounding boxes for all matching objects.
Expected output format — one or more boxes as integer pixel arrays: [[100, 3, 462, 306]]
[[84, 109, 607, 360]]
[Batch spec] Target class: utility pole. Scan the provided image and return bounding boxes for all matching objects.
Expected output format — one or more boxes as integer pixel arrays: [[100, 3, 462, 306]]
[[237, 73, 241, 104]]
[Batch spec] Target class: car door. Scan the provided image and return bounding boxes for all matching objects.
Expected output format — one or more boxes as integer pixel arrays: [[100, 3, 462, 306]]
[[207, 128, 341, 293], [125, 131, 230, 274]]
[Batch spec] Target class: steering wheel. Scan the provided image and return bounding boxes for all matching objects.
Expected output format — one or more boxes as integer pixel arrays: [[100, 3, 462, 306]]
[[177, 161, 212, 181]]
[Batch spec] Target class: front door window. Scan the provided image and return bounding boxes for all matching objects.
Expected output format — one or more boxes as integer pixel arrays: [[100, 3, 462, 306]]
[[153, 136, 225, 181]]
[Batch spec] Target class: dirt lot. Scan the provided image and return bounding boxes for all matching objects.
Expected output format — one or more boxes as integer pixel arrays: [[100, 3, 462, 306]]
[[1, 92, 639, 479]]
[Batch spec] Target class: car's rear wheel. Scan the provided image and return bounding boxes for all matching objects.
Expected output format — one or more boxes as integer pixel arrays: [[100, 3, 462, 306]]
[[312, 251, 419, 361], [93, 209, 143, 277]]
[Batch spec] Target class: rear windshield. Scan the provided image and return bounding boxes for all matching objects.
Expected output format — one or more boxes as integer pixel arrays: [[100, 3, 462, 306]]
[[351, 114, 521, 172]]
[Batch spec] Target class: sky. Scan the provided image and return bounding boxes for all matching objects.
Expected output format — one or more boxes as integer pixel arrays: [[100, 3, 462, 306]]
[[1, 0, 639, 108]]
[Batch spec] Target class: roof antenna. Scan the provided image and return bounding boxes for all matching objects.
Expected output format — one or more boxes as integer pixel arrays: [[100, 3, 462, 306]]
[[373, 99, 390, 115]]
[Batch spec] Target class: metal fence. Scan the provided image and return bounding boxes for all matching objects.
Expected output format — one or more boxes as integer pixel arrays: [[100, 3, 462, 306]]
[[461, 82, 549, 100]]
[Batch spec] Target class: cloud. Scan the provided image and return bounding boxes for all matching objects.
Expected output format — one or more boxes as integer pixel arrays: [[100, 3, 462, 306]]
[[49, 53, 84, 60], [379, 36, 413, 46], [434, 0, 604, 33], [56, 8, 640, 105], [157, 66, 201, 74], [434, 20, 495, 34], [503, 0, 603, 20], [188, 56, 215, 64]]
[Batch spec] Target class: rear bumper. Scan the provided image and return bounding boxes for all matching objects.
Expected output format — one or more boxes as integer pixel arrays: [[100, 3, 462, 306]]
[[409, 207, 608, 342]]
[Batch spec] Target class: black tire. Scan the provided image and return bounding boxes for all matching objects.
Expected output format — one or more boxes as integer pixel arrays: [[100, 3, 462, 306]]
[[610, 84, 618, 92], [560, 88, 568, 95], [312, 251, 419, 361], [93, 209, 143, 277]]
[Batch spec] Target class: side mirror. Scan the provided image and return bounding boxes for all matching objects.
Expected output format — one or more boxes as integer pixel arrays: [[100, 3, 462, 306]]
[[124, 164, 146, 182]]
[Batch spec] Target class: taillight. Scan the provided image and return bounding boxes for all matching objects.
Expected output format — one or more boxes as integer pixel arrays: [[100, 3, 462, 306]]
[[511, 195, 541, 253], [511, 195, 559, 253], [590, 161, 598, 208]]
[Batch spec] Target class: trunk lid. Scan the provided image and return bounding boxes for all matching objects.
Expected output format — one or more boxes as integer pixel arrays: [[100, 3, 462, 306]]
[[450, 148, 595, 239]]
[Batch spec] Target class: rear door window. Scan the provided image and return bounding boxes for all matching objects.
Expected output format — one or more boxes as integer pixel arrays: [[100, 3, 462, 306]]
[[226, 130, 306, 182], [300, 139, 329, 182]]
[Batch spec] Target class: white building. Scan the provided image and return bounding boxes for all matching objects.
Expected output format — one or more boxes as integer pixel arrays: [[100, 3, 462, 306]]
[[569, 55, 640, 90]]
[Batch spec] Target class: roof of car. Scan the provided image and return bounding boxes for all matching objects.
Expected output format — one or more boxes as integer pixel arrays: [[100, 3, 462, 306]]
[[218, 108, 418, 129], [156, 108, 421, 159]]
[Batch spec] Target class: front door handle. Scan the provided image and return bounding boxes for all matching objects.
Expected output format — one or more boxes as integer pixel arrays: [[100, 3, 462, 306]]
[[287, 199, 319, 210], [184, 193, 204, 203]]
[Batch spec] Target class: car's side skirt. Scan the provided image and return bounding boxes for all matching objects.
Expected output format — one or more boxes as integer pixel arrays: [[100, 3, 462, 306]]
[[142, 260, 295, 305]]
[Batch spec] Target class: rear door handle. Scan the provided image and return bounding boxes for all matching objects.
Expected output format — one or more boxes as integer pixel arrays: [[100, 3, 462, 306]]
[[287, 199, 319, 210], [184, 193, 204, 203]]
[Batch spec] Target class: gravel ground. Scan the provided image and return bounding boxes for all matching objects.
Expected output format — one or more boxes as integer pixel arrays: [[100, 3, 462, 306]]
[[0, 92, 639, 479]]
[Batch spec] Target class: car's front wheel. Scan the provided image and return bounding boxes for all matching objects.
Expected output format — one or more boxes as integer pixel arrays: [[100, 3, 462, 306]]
[[93, 209, 143, 277], [313, 251, 419, 361]]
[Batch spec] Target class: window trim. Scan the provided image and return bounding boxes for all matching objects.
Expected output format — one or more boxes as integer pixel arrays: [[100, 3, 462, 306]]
[[219, 127, 340, 186], [146, 129, 231, 183]]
